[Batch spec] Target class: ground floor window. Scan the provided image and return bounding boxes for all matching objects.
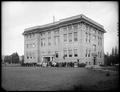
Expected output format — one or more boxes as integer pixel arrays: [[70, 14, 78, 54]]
[[63, 50, 67, 57], [74, 49, 78, 57], [55, 51, 59, 58], [68, 49, 72, 57]]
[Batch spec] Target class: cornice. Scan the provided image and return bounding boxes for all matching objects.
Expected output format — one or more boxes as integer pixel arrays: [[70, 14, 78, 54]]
[[23, 14, 106, 35]]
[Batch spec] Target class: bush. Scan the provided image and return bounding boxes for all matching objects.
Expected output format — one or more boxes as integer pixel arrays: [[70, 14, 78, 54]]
[[78, 63, 86, 67], [106, 72, 110, 76]]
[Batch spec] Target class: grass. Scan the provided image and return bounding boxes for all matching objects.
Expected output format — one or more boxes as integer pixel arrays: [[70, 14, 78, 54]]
[[2, 66, 119, 91]]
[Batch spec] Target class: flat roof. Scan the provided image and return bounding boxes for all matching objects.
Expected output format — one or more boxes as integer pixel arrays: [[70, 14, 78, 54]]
[[23, 14, 106, 35]]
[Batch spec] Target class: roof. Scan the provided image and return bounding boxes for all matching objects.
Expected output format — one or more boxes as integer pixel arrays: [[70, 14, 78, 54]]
[[23, 14, 106, 35]]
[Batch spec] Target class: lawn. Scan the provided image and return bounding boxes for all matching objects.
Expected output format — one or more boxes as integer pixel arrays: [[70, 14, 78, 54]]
[[2, 66, 119, 91]]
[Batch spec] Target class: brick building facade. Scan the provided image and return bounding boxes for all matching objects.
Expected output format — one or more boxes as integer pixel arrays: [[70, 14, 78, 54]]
[[23, 14, 106, 65]]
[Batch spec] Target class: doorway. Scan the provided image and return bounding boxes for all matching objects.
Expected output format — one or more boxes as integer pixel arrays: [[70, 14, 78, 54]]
[[44, 57, 50, 62]]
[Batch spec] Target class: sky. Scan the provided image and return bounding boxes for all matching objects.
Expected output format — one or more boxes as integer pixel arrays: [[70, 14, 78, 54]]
[[2, 1, 118, 56]]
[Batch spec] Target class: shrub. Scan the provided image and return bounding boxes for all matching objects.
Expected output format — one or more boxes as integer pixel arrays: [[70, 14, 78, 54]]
[[78, 63, 86, 67], [106, 72, 110, 76]]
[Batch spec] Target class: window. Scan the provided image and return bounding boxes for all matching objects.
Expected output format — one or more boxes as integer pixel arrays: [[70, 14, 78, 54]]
[[68, 49, 72, 57], [57, 36, 60, 44], [74, 49, 78, 57], [93, 44, 96, 51], [63, 27, 67, 33], [26, 52, 29, 59], [63, 49, 67, 57], [88, 50, 90, 57], [41, 39, 43, 47], [26, 44, 28, 48], [69, 33, 72, 42], [48, 51, 51, 54], [82, 23, 86, 30], [73, 24, 78, 31], [93, 35, 96, 40], [48, 31, 51, 37], [33, 33, 35, 37], [100, 51, 102, 58], [86, 32, 88, 42], [100, 38, 102, 46], [55, 51, 59, 58], [29, 52, 32, 59], [79, 23, 82, 28], [64, 34, 67, 42], [68, 25, 72, 31], [86, 24, 89, 31], [33, 52, 35, 59], [48, 37, 51, 46], [26, 35, 28, 39], [74, 32, 78, 41], [93, 28, 96, 34], [30, 34, 31, 38], [54, 29, 59, 35], [98, 52, 99, 57], [89, 33, 91, 43], [43, 38, 45, 46], [33, 43, 35, 48], [85, 49, 87, 57], [98, 37, 99, 45], [41, 38, 45, 46], [54, 36, 59, 45]]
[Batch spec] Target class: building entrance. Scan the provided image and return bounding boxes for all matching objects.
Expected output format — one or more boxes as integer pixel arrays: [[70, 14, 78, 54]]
[[43, 57, 50, 62]]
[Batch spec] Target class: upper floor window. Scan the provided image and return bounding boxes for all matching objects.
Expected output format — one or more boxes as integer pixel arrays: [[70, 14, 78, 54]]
[[68, 33, 72, 42], [41, 38, 45, 47], [68, 25, 72, 31], [86, 32, 88, 42], [89, 33, 91, 43], [82, 23, 86, 30], [48, 37, 51, 46], [64, 34, 67, 42], [85, 48, 88, 57], [88, 49, 90, 57], [54, 36, 59, 45], [48, 31, 51, 37], [48, 51, 51, 54], [100, 37, 102, 46], [33, 43, 35, 48], [93, 44, 96, 51], [73, 24, 78, 31], [100, 51, 102, 58], [26, 44, 28, 48], [54, 29, 59, 35], [63, 27, 67, 33], [74, 32, 78, 41], [86, 24, 89, 31], [93, 35, 96, 40], [41, 39, 43, 47], [29, 34, 31, 38]]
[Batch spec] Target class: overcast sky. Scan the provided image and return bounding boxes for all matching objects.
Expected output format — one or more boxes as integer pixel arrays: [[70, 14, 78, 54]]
[[2, 1, 118, 56]]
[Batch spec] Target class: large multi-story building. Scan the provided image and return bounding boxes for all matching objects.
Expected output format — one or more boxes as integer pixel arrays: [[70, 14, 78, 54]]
[[23, 14, 106, 65]]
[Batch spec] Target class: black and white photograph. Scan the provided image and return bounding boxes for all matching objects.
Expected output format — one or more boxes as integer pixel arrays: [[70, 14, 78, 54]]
[[2, 1, 119, 91]]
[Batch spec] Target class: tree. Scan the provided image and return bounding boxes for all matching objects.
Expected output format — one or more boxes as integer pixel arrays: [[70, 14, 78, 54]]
[[4, 55, 11, 64], [11, 52, 20, 64]]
